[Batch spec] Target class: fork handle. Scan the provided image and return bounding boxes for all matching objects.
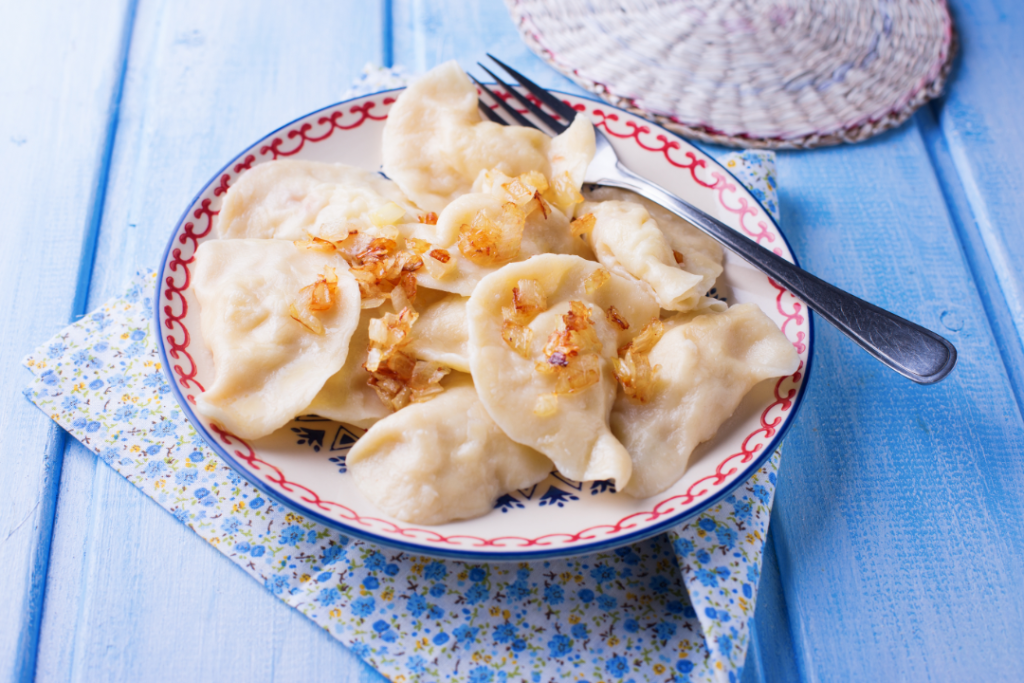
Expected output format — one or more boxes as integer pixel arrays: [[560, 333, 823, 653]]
[[597, 163, 957, 384]]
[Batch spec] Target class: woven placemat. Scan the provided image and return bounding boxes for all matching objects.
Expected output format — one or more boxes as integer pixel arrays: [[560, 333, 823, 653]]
[[505, 0, 956, 149]]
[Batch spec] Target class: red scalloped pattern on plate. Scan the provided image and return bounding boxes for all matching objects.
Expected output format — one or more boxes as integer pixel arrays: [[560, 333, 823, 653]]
[[161, 93, 809, 549], [259, 100, 392, 160]]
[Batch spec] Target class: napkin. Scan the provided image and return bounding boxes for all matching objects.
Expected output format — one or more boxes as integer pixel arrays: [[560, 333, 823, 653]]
[[23, 94, 784, 682]]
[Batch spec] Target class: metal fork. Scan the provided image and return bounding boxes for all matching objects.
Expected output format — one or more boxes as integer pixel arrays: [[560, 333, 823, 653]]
[[475, 55, 957, 385]]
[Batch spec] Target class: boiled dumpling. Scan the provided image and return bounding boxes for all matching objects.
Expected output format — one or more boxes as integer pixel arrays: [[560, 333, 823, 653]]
[[584, 187, 724, 289], [611, 303, 800, 498], [303, 307, 391, 428], [468, 254, 660, 488], [404, 291, 471, 373], [192, 239, 361, 439], [577, 199, 718, 311], [548, 115, 596, 217], [411, 172, 593, 296], [381, 60, 596, 214], [347, 373, 552, 524], [217, 160, 419, 241], [306, 289, 470, 426]]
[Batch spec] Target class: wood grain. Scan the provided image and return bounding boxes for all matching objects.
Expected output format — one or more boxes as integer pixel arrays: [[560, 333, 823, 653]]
[[0, 1, 135, 680], [771, 117, 1024, 681], [33, 1, 387, 681]]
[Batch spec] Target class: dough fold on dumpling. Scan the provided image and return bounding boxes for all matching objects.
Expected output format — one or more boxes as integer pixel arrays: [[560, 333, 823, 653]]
[[403, 291, 471, 373], [578, 199, 718, 311], [412, 175, 594, 296], [303, 307, 391, 428], [381, 60, 597, 215], [217, 160, 418, 241], [192, 239, 361, 439], [468, 254, 660, 488], [306, 290, 470, 426], [584, 187, 724, 290], [611, 303, 800, 499], [347, 374, 552, 525]]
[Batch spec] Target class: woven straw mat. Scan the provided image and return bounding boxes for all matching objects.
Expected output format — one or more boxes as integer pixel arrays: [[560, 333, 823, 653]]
[[505, 0, 956, 149]]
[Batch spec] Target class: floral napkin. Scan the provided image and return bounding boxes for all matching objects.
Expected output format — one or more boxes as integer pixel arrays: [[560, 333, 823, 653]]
[[23, 74, 784, 679]]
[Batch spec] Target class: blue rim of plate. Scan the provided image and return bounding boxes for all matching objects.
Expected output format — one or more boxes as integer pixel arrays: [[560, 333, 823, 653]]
[[155, 85, 815, 562]]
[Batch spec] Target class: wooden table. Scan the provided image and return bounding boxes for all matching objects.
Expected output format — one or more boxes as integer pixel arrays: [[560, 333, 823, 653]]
[[3, 1, 1022, 681]]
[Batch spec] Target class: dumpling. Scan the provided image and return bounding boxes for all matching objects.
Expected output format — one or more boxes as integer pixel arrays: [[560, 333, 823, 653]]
[[548, 115, 596, 217], [381, 60, 597, 215], [381, 60, 550, 213], [347, 374, 553, 525], [217, 160, 419, 241], [611, 303, 800, 499], [305, 289, 470, 426], [577, 199, 718, 311], [303, 307, 391, 428], [468, 254, 660, 487], [410, 174, 593, 296], [584, 187, 724, 289], [192, 239, 361, 439], [404, 291, 471, 373]]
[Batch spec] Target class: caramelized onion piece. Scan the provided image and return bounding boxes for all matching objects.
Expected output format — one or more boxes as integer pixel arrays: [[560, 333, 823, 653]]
[[501, 321, 534, 358], [549, 171, 584, 214], [406, 237, 432, 255], [418, 211, 439, 225], [605, 305, 629, 331], [583, 267, 610, 294], [570, 212, 596, 239], [457, 202, 526, 266], [500, 279, 547, 357], [423, 248, 456, 280], [293, 236, 336, 252], [536, 300, 603, 395], [612, 319, 664, 403], [363, 306, 451, 411], [502, 279, 547, 325], [289, 266, 341, 335]]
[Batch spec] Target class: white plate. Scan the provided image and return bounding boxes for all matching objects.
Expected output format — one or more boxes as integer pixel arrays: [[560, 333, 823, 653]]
[[156, 87, 813, 560]]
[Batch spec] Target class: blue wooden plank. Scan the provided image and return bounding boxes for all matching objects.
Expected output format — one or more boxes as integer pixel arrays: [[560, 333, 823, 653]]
[[742, 517, 803, 683], [937, 0, 1024, 394], [770, 117, 1024, 681], [392, 0, 587, 95], [0, 1, 136, 681], [34, 1, 388, 681], [917, 103, 1024, 417]]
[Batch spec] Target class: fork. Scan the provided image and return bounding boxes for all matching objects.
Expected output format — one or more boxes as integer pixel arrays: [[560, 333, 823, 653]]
[[474, 55, 957, 385]]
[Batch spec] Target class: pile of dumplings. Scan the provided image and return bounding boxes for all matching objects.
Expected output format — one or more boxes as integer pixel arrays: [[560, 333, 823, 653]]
[[191, 61, 800, 526]]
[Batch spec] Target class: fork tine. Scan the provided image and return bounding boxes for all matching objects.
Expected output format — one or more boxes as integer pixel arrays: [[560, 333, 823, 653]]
[[477, 63, 566, 135], [477, 99, 506, 124], [487, 54, 579, 123], [468, 73, 539, 130]]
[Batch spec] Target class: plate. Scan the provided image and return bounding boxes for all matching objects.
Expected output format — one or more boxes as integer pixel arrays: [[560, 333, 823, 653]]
[[155, 86, 813, 561]]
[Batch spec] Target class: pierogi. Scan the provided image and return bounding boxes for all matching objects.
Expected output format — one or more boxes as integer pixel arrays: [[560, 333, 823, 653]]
[[307, 289, 470, 425], [403, 291, 471, 373], [188, 61, 801, 527], [578, 199, 717, 311], [584, 187, 724, 290], [192, 239, 361, 439], [217, 159, 418, 241], [381, 59, 596, 214], [347, 374, 552, 524], [411, 172, 593, 295], [468, 254, 660, 488], [611, 304, 800, 498]]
